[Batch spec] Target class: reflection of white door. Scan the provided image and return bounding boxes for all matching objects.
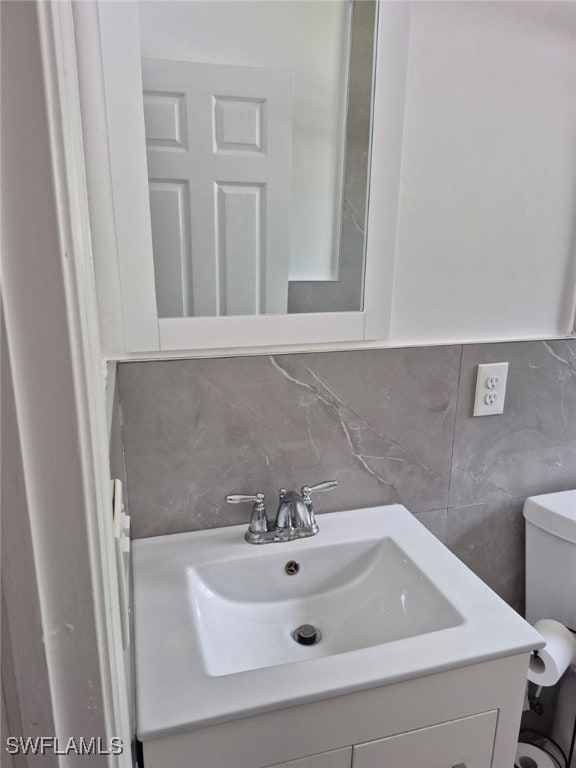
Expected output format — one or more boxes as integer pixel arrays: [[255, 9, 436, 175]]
[[142, 60, 292, 318]]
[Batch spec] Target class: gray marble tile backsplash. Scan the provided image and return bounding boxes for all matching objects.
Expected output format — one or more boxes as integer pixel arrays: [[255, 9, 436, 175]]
[[114, 338, 576, 611], [450, 340, 576, 507]]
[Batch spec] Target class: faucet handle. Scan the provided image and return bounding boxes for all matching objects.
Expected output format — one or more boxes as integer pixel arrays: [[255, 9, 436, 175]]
[[226, 492, 268, 535], [301, 480, 337, 501], [226, 493, 265, 506]]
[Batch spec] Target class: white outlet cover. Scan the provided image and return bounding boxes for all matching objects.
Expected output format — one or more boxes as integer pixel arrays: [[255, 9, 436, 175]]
[[473, 363, 509, 416]]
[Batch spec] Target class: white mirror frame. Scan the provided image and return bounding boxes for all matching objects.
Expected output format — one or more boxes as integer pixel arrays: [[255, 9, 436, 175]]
[[89, 1, 408, 353]]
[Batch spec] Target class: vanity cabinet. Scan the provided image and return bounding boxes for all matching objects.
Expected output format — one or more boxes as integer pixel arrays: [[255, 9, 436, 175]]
[[140, 655, 528, 768]]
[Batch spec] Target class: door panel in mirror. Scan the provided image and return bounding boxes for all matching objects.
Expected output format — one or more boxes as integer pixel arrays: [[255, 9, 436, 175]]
[[138, 1, 376, 318], [143, 59, 292, 317]]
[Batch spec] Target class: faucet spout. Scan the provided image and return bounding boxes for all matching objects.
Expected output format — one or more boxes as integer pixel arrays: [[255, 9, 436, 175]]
[[275, 490, 317, 534]]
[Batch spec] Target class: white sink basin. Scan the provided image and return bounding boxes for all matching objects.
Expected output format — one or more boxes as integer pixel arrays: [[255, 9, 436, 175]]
[[132, 504, 543, 740], [190, 538, 462, 677]]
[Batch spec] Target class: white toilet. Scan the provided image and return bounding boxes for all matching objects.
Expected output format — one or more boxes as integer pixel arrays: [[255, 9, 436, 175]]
[[524, 489, 576, 767]]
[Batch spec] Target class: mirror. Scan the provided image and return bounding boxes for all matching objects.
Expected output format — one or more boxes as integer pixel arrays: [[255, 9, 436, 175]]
[[137, 1, 376, 319]]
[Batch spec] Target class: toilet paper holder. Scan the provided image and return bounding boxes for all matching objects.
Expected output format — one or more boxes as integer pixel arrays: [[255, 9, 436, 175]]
[[528, 620, 576, 688]]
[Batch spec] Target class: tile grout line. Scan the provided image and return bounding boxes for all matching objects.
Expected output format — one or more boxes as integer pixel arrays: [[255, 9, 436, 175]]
[[446, 495, 528, 512]]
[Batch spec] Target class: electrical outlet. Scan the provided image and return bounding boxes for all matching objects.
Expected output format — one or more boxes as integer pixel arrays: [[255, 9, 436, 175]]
[[473, 363, 509, 416]]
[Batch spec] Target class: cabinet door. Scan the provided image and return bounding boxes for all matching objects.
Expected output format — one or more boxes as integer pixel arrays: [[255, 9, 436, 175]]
[[352, 711, 497, 768], [269, 747, 352, 768]]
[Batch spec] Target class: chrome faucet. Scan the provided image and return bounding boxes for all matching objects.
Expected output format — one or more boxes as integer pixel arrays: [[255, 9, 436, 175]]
[[226, 481, 337, 544]]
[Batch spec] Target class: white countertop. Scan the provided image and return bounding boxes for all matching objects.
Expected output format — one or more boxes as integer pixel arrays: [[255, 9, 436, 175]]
[[132, 505, 544, 740]]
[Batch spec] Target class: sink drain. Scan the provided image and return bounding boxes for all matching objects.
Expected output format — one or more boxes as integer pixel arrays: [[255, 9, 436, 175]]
[[292, 624, 322, 646]]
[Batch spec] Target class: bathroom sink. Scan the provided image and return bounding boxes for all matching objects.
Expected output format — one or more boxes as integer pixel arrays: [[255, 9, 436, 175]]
[[132, 504, 543, 740], [189, 537, 462, 676]]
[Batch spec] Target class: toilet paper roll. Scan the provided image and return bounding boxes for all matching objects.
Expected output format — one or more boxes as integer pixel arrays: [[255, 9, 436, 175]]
[[515, 742, 557, 768], [528, 619, 576, 687]]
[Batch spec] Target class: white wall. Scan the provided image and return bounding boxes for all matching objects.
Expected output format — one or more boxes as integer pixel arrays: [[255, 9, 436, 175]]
[[2, 310, 56, 767], [138, 0, 351, 281], [389, 1, 576, 343]]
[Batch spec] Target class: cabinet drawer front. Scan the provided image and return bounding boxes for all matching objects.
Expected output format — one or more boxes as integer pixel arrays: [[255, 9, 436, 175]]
[[352, 711, 498, 768], [269, 747, 352, 768]]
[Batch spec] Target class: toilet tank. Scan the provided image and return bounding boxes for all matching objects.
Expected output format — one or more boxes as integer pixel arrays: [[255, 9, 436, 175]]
[[524, 490, 576, 627]]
